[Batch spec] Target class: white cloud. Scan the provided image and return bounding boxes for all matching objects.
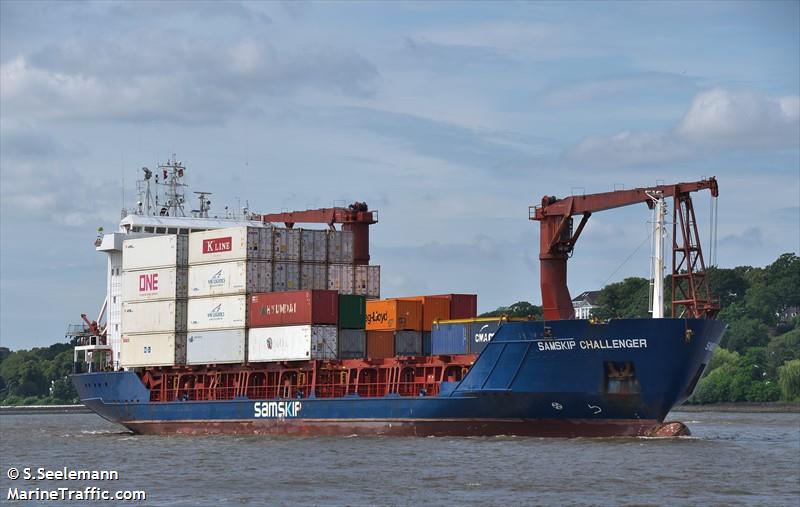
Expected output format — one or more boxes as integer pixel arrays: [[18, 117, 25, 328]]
[[676, 88, 800, 149], [564, 88, 800, 167]]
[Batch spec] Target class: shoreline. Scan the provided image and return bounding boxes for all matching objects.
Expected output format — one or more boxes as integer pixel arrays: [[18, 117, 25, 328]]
[[674, 402, 799, 413], [0, 404, 92, 415]]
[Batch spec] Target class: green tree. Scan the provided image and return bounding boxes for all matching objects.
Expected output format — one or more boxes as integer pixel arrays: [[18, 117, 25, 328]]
[[778, 359, 800, 402], [593, 277, 650, 319], [721, 318, 771, 354], [766, 328, 800, 377], [708, 266, 750, 308], [480, 301, 542, 319]]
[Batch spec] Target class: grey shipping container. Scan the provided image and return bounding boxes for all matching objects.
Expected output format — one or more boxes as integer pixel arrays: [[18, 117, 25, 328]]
[[301, 230, 327, 263], [300, 263, 328, 290], [273, 228, 301, 262], [327, 230, 354, 263], [338, 329, 366, 359], [273, 262, 300, 291], [430, 322, 469, 355], [327, 264, 354, 294], [469, 319, 503, 354], [354, 265, 381, 299], [395, 330, 422, 356], [186, 329, 246, 365]]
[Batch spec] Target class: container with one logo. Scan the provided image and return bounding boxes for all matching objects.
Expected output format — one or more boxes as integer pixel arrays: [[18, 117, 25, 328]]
[[188, 226, 272, 265], [122, 267, 188, 302]]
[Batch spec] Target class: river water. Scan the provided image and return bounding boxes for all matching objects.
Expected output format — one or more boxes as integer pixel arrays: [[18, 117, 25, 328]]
[[1, 411, 798, 506]]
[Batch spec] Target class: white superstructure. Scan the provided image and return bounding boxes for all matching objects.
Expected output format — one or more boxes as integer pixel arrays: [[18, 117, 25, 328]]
[[95, 156, 271, 369]]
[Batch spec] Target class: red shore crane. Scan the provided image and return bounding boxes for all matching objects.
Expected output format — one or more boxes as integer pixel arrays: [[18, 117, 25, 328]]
[[530, 177, 719, 321], [256, 202, 378, 265]]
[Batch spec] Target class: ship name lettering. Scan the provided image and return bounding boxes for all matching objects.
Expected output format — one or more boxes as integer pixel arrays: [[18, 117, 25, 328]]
[[578, 338, 648, 350], [537, 340, 576, 351], [253, 401, 302, 418]]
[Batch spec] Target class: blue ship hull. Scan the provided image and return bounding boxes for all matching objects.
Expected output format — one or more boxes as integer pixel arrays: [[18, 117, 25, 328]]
[[73, 318, 725, 437]]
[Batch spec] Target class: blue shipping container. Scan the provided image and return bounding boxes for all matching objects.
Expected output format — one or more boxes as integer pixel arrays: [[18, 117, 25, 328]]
[[422, 332, 431, 356], [469, 319, 503, 354], [431, 322, 468, 355]]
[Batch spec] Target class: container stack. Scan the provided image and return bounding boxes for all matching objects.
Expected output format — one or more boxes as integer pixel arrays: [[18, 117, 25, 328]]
[[365, 299, 423, 357], [120, 235, 189, 367], [337, 294, 367, 358], [186, 227, 273, 365], [300, 230, 328, 290], [248, 290, 339, 362]]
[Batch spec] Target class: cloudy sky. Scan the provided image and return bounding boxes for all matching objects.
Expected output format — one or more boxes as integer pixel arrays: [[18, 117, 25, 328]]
[[1, 1, 798, 350]]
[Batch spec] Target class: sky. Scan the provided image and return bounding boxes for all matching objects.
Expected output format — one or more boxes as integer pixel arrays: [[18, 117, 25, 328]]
[[1, 1, 798, 350]]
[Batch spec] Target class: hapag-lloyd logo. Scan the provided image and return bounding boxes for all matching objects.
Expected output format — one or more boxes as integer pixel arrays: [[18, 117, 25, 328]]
[[203, 236, 232, 254], [208, 269, 225, 286], [366, 311, 388, 325], [207, 304, 225, 320]]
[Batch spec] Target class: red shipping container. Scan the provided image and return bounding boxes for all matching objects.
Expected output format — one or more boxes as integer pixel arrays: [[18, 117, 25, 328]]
[[249, 290, 338, 328], [433, 294, 478, 319], [366, 331, 395, 358]]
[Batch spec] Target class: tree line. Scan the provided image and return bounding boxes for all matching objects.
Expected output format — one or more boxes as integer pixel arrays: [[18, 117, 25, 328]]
[[1, 253, 798, 405]]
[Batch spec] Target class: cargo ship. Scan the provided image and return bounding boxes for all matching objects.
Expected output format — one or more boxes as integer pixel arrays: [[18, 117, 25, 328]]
[[72, 158, 724, 437]]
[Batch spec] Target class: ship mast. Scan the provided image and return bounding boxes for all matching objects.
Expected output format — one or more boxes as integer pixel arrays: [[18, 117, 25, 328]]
[[647, 191, 666, 318]]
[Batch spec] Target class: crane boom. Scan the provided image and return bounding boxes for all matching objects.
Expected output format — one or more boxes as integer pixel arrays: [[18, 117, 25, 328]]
[[530, 177, 719, 321]]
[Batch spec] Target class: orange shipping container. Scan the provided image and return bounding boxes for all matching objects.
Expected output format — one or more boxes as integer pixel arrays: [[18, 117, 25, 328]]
[[366, 331, 395, 358], [396, 296, 451, 331], [365, 299, 422, 331]]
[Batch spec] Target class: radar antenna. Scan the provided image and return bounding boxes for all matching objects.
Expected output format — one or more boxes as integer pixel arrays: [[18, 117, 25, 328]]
[[192, 191, 212, 218]]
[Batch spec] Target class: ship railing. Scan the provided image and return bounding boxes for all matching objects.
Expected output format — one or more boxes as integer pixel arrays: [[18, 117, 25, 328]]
[[151, 381, 441, 402]]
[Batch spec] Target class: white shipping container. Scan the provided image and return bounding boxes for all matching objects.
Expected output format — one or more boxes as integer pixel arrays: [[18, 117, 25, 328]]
[[300, 263, 328, 290], [273, 262, 300, 292], [122, 235, 188, 271], [122, 267, 188, 302], [327, 230, 354, 263], [188, 226, 272, 265], [120, 333, 186, 368], [188, 261, 272, 297], [273, 228, 301, 262], [327, 264, 354, 294], [187, 294, 248, 330], [186, 329, 246, 365], [121, 300, 187, 334], [301, 229, 328, 262], [368, 265, 380, 298], [248, 325, 338, 362]]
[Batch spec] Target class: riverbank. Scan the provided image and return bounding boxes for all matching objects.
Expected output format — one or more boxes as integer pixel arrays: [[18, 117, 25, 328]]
[[0, 404, 91, 415], [676, 402, 800, 413]]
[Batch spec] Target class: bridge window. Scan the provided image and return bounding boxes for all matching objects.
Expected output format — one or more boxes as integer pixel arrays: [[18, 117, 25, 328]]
[[132, 226, 142, 232], [144, 227, 154, 233], [179, 228, 189, 235], [168, 228, 177, 234], [156, 227, 166, 234]]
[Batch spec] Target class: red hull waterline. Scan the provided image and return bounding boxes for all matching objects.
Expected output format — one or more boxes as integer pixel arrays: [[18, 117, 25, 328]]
[[122, 419, 689, 438]]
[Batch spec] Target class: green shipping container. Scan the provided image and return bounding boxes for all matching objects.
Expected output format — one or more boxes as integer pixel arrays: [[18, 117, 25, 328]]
[[339, 294, 366, 329]]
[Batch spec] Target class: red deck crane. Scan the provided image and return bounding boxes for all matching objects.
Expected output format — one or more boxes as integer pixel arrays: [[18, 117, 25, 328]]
[[257, 202, 378, 265], [530, 178, 719, 321]]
